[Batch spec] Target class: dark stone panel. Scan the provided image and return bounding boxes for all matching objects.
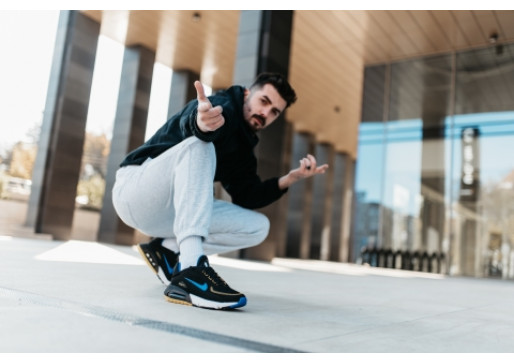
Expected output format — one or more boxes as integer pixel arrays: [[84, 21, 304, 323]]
[[258, 11, 293, 75], [136, 75, 153, 96], [233, 12, 263, 88], [60, 98, 90, 127], [309, 143, 333, 260], [26, 10, 99, 241], [329, 153, 346, 261], [344, 159, 356, 262], [26, 11, 72, 230], [234, 10, 294, 261], [167, 70, 199, 120], [98, 45, 155, 245], [285, 132, 314, 258], [235, 33, 261, 58], [70, 44, 97, 69], [238, 10, 261, 33]]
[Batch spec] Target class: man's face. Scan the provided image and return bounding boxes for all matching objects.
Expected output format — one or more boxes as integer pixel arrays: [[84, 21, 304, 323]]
[[243, 83, 287, 132]]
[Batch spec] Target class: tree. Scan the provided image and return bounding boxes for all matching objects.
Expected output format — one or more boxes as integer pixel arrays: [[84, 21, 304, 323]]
[[76, 132, 111, 210], [82, 132, 110, 177], [9, 142, 36, 179], [77, 173, 106, 210]]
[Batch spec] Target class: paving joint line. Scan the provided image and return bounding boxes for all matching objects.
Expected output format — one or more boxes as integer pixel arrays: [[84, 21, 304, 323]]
[[0, 286, 304, 353]]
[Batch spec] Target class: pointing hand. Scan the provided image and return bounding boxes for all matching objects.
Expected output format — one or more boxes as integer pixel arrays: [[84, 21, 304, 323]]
[[194, 80, 224, 132]]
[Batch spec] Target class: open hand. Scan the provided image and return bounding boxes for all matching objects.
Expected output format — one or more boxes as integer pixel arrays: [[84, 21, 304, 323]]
[[194, 80, 224, 132], [295, 154, 329, 178], [278, 154, 329, 190]]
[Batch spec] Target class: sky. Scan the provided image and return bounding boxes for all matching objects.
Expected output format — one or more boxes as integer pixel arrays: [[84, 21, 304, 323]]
[[0, 9, 173, 158], [0, 11, 59, 153]]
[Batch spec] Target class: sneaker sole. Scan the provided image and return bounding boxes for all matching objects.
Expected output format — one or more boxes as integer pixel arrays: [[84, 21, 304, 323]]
[[136, 244, 169, 285], [164, 285, 246, 310]]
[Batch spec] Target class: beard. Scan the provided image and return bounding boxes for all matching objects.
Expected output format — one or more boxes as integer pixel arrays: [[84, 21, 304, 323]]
[[252, 114, 265, 127], [243, 96, 266, 132], [245, 115, 265, 133]]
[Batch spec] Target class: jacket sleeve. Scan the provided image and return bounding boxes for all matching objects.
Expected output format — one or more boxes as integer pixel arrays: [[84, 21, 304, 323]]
[[180, 100, 222, 142], [222, 159, 288, 210]]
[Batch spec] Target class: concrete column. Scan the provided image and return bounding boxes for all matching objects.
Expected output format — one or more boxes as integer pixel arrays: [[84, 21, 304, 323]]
[[25, 10, 99, 240], [309, 143, 334, 260], [98, 45, 155, 245], [285, 132, 315, 258], [232, 10, 294, 261], [167, 70, 199, 119], [328, 152, 347, 261], [340, 156, 356, 262]]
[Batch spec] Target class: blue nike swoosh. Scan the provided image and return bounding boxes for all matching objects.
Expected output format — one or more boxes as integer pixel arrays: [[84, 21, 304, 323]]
[[163, 255, 174, 274], [185, 278, 208, 291]]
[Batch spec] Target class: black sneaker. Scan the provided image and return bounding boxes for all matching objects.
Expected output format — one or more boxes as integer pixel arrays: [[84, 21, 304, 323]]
[[164, 255, 247, 310], [137, 238, 179, 284]]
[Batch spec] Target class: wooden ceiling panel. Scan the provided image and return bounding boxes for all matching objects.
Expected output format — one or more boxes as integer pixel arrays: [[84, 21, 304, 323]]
[[368, 10, 422, 58], [408, 11, 451, 53], [473, 10, 502, 42], [376, 12, 423, 58], [124, 11, 160, 49], [80, 10, 514, 157], [391, 10, 421, 33], [331, 11, 384, 64], [452, 10, 487, 47], [298, 10, 346, 46], [430, 10, 471, 50], [390, 11, 429, 54], [494, 11, 514, 41], [348, 11, 393, 63]]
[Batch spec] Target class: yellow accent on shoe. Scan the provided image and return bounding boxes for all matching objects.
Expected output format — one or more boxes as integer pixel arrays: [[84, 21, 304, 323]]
[[164, 296, 193, 306], [137, 245, 158, 273], [209, 286, 242, 296]]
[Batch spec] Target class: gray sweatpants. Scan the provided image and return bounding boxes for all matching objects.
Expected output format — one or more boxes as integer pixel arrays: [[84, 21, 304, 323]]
[[112, 136, 270, 255]]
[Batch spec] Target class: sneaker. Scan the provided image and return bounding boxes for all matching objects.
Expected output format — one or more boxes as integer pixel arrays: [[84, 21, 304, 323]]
[[137, 238, 179, 284], [164, 255, 247, 310]]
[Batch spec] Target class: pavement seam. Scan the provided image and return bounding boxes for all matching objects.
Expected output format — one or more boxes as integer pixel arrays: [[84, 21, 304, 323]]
[[1, 286, 304, 353]]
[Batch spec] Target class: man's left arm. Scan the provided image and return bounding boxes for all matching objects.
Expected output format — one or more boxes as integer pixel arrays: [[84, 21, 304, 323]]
[[279, 154, 329, 190], [224, 155, 328, 209]]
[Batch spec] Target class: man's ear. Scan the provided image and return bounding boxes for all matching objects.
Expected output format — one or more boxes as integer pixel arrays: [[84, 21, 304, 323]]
[[243, 88, 250, 101]]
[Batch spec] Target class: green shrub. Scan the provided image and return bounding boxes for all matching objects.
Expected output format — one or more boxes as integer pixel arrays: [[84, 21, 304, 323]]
[[76, 174, 106, 210]]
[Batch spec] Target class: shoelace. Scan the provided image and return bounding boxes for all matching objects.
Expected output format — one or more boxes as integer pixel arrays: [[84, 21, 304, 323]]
[[202, 267, 228, 287]]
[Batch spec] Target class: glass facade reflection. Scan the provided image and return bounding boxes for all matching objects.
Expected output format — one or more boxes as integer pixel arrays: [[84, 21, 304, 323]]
[[353, 42, 514, 279]]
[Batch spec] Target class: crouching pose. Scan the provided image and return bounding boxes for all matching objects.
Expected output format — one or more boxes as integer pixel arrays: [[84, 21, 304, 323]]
[[112, 73, 328, 310]]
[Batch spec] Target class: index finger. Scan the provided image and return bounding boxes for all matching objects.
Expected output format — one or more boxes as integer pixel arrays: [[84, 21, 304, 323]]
[[194, 80, 208, 102]]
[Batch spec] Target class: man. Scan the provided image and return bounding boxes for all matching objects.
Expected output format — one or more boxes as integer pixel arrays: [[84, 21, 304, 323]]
[[112, 73, 328, 310]]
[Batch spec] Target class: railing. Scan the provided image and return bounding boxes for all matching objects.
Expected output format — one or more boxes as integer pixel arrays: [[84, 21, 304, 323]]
[[360, 247, 446, 274]]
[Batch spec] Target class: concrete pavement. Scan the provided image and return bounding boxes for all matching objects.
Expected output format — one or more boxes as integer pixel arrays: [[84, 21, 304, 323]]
[[1, 235, 514, 353]]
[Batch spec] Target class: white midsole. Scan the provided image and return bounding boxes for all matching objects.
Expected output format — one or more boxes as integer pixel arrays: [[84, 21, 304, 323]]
[[190, 294, 240, 309], [157, 270, 171, 284]]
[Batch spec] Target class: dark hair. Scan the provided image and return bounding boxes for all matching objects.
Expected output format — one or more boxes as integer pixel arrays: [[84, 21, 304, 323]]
[[250, 73, 297, 108]]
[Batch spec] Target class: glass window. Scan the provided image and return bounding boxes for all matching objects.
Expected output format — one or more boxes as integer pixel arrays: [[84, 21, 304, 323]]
[[452, 43, 514, 279], [353, 65, 386, 261], [384, 55, 452, 272], [355, 42, 514, 280]]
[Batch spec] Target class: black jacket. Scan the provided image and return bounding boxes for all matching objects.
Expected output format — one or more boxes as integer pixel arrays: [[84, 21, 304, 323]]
[[119, 85, 287, 209]]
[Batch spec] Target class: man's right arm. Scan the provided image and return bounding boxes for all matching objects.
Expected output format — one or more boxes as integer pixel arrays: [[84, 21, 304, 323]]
[[194, 81, 225, 133], [180, 81, 225, 143]]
